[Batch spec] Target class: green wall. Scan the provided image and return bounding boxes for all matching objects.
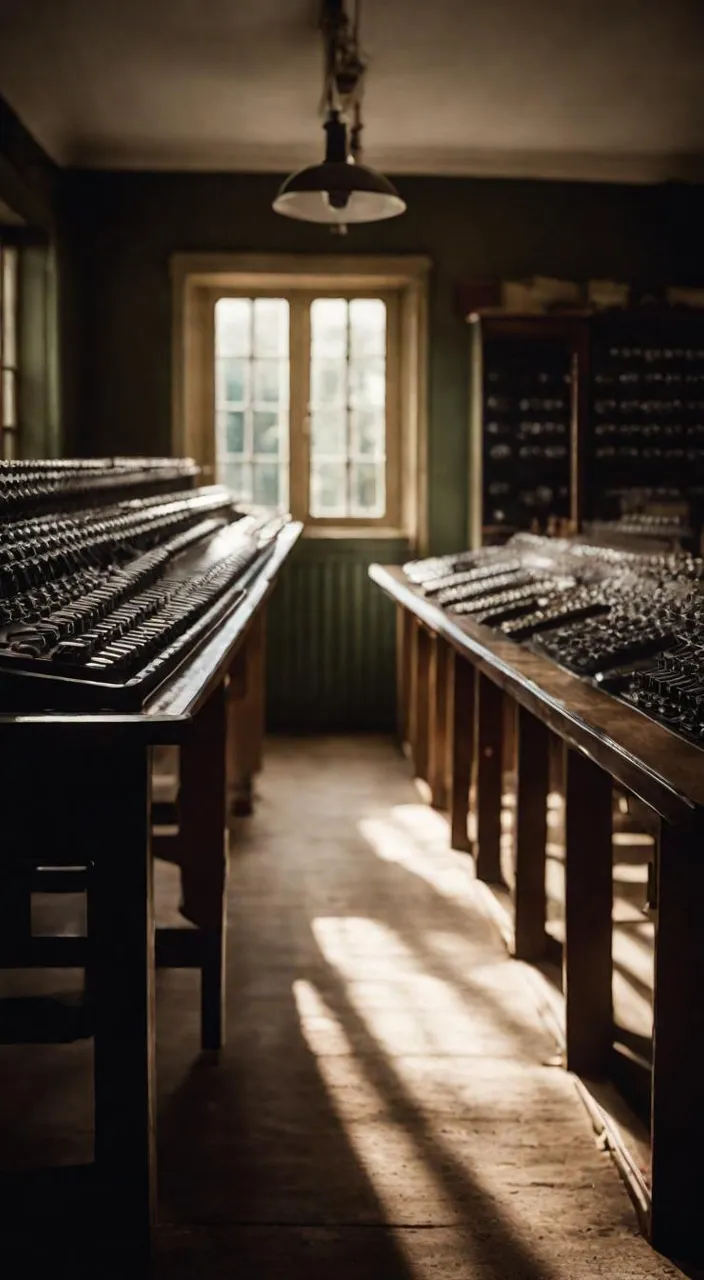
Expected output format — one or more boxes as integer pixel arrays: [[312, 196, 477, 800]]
[[64, 170, 704, 554]]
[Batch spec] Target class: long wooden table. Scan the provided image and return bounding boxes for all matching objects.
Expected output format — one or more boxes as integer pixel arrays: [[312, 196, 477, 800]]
[[0, 521, 302, 1244], [371, 561, 704, 1266]]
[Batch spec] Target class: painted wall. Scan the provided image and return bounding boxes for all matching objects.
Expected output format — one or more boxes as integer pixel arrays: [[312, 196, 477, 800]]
[[64, 170, 704, 554], [3, 147, 703, 729]]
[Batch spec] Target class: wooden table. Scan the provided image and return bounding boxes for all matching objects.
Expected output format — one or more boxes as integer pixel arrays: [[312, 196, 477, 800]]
[[0, 521, 302, 1244], [371, 561, 704, 1266]]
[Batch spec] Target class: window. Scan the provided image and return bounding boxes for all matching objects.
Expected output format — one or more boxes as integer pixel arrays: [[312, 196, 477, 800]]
[[212, 289, 398, 527], [0, 245, 18, 460], [174, 254, 429, 542], [215, 297, 290, 510], [309, 298, 386, 519]]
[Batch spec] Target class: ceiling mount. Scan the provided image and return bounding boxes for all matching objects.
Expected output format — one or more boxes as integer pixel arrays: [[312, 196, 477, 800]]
[[272, 0, 406, 232]]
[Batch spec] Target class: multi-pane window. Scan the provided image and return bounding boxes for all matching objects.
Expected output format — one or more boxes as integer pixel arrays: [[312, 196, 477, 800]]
[[213, 292, 393, 525], [309, 298, 386, 519], [215, 297, 290, 511], [0, 246, 18, 460]]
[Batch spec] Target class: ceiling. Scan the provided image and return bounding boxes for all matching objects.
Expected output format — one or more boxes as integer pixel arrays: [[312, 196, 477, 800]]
[[0, 0, 702, 183]]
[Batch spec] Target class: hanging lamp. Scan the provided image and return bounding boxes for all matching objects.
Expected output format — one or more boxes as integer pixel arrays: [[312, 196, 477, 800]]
[[273, 0, 405, 229]]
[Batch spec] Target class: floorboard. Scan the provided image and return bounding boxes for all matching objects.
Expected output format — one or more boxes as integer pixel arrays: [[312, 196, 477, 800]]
[[0, 736, 685, 1278]]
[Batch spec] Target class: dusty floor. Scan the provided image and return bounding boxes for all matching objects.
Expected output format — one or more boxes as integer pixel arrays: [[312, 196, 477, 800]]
[[0, 736, 686, 1278]]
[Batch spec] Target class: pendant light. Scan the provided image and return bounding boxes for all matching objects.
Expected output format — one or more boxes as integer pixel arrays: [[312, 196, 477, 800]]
[[273, 0, 405, 230]]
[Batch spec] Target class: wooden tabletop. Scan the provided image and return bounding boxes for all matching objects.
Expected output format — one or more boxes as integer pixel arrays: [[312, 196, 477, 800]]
[[0, 522, 303, 747], [370, 562, 704, 825]]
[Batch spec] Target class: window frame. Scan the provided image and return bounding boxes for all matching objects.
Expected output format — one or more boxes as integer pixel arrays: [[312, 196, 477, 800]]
[[172, 254, 430, 547], [0, 242, 19, 460], [209, 285, 402, 530]]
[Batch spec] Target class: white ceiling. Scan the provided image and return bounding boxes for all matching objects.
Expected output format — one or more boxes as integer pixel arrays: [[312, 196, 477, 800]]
[[0, 0, 702, 182]]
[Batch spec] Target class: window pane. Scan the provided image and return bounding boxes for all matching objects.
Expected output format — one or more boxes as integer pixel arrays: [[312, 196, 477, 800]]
[[311, 358, 345, 407], [215, 298, 251, 356], [349, 359, 386, 409], [217, 357, 248, 403], [311, 408, 346, 456], [311, 460, 347, 517], [351, 462, 384, 517], [3, 369, 16, 427], [222, 461, 252, 501], [253, 409, 281, 455], [221, 410, 245, 453], [2, 247, 17, 368], [253, 359, 286, 404], [253, 298, 288, 357], [351, 408, 385, 458], [349, 298, 386, 358], [311, 298, 347, 357], [253, 462, 280, 507]]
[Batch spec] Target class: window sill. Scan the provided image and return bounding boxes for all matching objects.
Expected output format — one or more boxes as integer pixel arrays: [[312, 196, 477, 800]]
[[302, 525, 410, 541]]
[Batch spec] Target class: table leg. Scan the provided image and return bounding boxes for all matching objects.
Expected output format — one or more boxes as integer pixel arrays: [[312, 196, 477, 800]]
[[475, 674, 504, 883], [396, 605, 412, 749], [650, 818, 704, 1263], [408, 620, 420, 766], [180, 682, 228, 1050], [449, 652, 475, 853], [226, 610, 265, 818], [513, 705, 549, 961], [90, 743, 156, 1241], [428, 635, 450, 809], [414, 625, 431, 783], [563, 747, 613, 1075], [0, 863, 32, 956]]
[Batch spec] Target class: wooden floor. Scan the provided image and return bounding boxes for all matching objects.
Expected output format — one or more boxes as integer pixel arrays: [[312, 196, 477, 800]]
[[0, 736, 687, 1278]]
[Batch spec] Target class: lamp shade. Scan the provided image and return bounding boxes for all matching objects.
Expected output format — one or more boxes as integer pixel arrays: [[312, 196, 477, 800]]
[[273, 112, 406, 225]]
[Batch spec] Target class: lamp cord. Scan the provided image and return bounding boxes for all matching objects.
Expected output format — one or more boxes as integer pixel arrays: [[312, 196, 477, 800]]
[[319, 0, 366, 128]]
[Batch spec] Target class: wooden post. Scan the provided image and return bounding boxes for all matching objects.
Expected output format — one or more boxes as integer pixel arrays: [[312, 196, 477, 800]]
[[396, 605, 412, 749], [650, 818, 704, 1263], [413, 625, 432, 782], [90, 743, 156, 1240], [427, 635, 450, 809], [180, 681, 228, 1050], [475, 673, 504, 883], [0, 863, 32, 956], [407, 620, 420, 766], [513, 705, 549, 961], [563, 746, 613, 1075], [449, 652, 475, 852], [226, 609, 265, 818]]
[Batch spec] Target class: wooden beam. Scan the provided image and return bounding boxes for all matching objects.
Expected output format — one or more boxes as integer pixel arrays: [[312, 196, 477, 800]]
[[513, 705, 549, 961], [226, 609, 266, 818], [413, 625, 432, 783], [179, 682, 228, 1051], [90, 744, 156, 1241], [449, 652, 475, 852], [650, 818, 704, 1263], [428, 635, 450, 809], [475, 673, 504, 883], [563, 747, 613, 1075], [396, 604, 413, 749]]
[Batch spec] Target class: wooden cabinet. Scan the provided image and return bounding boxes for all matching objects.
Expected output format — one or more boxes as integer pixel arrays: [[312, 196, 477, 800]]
[[468, 307, 704, 548]]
